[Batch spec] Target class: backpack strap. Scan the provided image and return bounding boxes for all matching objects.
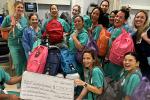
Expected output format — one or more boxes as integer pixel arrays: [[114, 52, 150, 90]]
[[10, 16, 16, 38]]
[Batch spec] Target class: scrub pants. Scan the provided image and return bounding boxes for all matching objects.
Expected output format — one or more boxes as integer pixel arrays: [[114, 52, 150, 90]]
[[8, 39, 26, 76]]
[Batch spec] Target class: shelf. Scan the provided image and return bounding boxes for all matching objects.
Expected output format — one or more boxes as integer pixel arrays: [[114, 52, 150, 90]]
[[37, 0, 71, 5], [121, 4, 150, 10]]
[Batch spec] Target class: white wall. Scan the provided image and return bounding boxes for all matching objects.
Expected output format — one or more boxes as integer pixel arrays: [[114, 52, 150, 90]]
[[37, 4, 71, 20], [120, 0, 150, 26], [71, 0, 100, 16], [0, 0, 7, 14]]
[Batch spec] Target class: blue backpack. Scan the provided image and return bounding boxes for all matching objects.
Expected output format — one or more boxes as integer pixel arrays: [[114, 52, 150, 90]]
[[44, 46, 61, 76], [60, 47, 77, 76]]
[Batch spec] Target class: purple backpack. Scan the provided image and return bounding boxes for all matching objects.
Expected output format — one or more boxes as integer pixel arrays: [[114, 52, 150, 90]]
[[76, 37, 98, 63], [132, 77, 150, 100]]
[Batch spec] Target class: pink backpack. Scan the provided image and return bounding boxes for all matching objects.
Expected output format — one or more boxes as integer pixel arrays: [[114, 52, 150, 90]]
[[109, 29, 134, 66], [27, 45, 48, 73]]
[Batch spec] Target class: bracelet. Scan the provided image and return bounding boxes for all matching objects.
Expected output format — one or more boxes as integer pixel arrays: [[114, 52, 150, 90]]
[[83, 82, 88, 87]]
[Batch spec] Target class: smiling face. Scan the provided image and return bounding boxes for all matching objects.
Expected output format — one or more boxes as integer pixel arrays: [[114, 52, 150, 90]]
[[83, 53, 95, 69], [74, 16, 84, 30], [109, 12, 116, 24], [72, 5, 80, 17], [100, 1, 109, 13], [114, 11, 126, 28], [15, 3, 24, 16], [134, 11, 147, 29], [30, 15, 38, 27], [123, 54, 138, 71], [91, 8, 100, 23], [50, 5, 58, 18]]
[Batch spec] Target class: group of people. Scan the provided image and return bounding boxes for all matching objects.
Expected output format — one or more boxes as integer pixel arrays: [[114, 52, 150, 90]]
[[0, 0, 150, 100]]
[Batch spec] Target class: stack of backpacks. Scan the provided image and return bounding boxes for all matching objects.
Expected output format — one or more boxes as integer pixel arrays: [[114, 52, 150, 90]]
[[27, 44, 78, 77], [27, 19, 78, 77]]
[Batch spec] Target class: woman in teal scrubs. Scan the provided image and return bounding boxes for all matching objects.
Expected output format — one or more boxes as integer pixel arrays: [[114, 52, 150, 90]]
[[42, 4, 70, 45], [70, 5, 81, 34], [68, 15, 89, 96], [0, 67, 22, 100], [68, 16, 88, 81], [22, 13, 42, 59], [120, 52, 142, 100], [89, 7, 102, 41], [89, 7, 106, 63], [104, 8, 131, 79], [75, 49, 104, 100], [1, 1, 28, 76]]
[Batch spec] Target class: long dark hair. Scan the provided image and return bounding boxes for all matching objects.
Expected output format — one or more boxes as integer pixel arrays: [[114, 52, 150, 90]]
[[124, 52, 139, 62], [100, 0, 110, 7], [90, 7, 101, 19]]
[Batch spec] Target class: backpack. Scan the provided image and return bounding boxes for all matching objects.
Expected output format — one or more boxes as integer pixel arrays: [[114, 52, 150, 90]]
[[27, 45, 48, 73], [76, 36, 98, 63], [60, 47, 77, 76], [132, 77, 150, 100], [1, 16, 15, 40], [97, 70, 142, 100], [43, 19, 64, 45], [109, 29, 134, 66], [97, 27, 111, 57], [44, 46, 61, 76], [96, 77, 123, 100]]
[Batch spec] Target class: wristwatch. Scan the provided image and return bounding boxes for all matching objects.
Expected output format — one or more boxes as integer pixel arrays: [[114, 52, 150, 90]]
[[83, 82, 88, 87]]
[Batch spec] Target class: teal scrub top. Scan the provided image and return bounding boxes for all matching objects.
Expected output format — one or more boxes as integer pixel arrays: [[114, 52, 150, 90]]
[[71, 15, 92, 34], [1, 15, 28, 45], [42, 17, 70, 33], [0, 67, 10, 90], [121, 69, 142, 97], [91, 25, 102, 41], [108, 27, 122, 41], [68, 28, 88, 52], [70, 16, 76, 34], [108, 25, 133, 42], [88, 67, 104, 100], [83, 15, 92, 31]]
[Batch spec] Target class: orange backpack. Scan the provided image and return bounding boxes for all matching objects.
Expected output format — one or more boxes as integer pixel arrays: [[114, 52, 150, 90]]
[[1, 16, 15, 40], [97, 27, 111, 57]]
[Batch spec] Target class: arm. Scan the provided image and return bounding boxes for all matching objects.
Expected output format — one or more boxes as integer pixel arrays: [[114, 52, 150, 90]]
[[72, 32, 84, 51], [6, 76, 22, 85], [141, 32, 150, 45], [1, 15, 14, 32], [0, 94, 20, 100], [60, 18, 70, 33], [125, 96, 130, 100], [22, 28, 32, 58], [85, 82, 103, 94], [75, 79, 103, 95], [1, 26, 12, 31], [76, 87, 88, 100]]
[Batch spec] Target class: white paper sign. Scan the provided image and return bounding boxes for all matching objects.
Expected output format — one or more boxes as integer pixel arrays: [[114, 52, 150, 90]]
[[20, 71, 74, 100]]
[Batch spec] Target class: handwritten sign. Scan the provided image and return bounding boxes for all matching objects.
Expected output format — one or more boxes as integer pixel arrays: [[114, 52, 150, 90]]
[[20, 71, 74, 100]]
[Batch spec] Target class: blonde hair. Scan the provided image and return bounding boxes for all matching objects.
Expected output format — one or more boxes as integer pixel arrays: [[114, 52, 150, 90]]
[[73, 4, 81, 14], [14, 1, 24, 7], [134, 10, 149, 42]]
